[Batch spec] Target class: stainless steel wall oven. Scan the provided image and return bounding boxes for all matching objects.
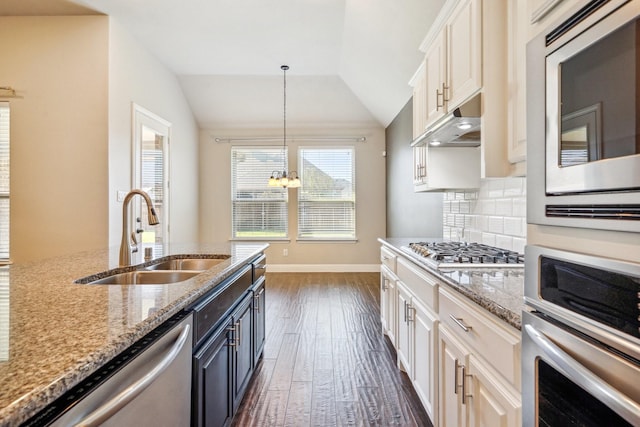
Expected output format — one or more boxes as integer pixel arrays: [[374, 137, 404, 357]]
[[527, 0, 640, 232], [523, 245, 640, 426]]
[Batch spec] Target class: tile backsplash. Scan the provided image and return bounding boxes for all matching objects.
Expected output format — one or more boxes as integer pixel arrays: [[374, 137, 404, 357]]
[[443, 177, 526, 254]]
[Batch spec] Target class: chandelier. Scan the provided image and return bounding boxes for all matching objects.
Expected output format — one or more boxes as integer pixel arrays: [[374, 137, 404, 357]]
[[268, 65, 301, 189]]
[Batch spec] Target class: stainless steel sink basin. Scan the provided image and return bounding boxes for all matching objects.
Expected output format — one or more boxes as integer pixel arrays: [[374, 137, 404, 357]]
[[145, 257, 229, 271], [87, 270, 201, 285]]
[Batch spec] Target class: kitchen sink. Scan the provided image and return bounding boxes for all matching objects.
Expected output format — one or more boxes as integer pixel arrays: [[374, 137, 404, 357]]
[[86, 270, 201, 285], [145, 257, 229, 271]]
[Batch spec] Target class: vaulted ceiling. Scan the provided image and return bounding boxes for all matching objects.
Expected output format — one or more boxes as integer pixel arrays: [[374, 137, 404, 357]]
[[0, 0, 445, 128]]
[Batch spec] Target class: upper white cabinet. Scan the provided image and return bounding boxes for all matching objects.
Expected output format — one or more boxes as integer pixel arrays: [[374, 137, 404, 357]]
[[506, 0, 528, 176], [445, 0, 482, 115], [420, 0, 482, 130], [412, 61, 428, 139], [411, 0, 528, 179]]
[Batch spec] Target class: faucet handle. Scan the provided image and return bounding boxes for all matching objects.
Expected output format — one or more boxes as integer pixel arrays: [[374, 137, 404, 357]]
[[130, 231, 139, 253]]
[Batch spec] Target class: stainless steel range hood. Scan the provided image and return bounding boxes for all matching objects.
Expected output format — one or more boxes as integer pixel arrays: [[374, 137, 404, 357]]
[[411, 94, 481, 148]]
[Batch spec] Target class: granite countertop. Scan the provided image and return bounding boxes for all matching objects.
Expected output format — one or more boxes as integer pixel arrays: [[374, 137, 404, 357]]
[[0, 242, 268, 426], [379, 237, 525, 330]]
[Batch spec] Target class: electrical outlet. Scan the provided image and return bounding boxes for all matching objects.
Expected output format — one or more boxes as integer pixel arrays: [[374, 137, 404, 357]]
[[283, 248, 288, 256]]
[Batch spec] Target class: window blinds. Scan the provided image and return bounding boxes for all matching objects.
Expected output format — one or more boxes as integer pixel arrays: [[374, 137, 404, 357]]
[[231, 146, 288, 239], [298, 147, 355, 239], [0, 103, 9, 260]]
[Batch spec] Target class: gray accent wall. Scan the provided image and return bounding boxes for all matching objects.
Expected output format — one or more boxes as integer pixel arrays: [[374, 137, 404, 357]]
[[385, 99, 443, 238]]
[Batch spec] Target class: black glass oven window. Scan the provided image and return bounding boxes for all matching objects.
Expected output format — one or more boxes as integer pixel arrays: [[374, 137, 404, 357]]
[[559, 19, 640, 167], [538, 360, 632, 426], [540, 256, 640, 338]]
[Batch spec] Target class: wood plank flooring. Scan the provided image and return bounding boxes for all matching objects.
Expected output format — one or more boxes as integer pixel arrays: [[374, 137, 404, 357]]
[[232, 272, 434, 427]]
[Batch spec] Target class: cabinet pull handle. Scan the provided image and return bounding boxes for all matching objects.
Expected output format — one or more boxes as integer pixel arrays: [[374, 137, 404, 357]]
[[403, 301, 408, 323], [75, 323, 191, 427], [442, 82, 450, 102], [436, 88, 444, 110], [450, 314, 472, 332], [227, 326, 237, 347], [235, 321, 241, 350], [454, 358, 461, 395], [461, 364, 470, 405], [407, 304, 414, 323], [254, 294, 260, 312]]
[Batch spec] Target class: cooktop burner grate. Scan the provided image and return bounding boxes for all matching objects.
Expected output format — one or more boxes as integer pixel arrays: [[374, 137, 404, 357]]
[[405, 241, 524, 268]]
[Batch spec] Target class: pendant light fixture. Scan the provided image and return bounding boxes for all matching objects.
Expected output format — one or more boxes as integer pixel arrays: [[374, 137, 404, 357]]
[[269, 65, 301, 189]]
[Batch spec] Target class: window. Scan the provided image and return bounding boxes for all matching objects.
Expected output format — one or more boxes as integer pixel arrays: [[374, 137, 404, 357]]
[[298, 147, 355, 240], [231, 146, 287, 239], [0, 103, 9, 260]]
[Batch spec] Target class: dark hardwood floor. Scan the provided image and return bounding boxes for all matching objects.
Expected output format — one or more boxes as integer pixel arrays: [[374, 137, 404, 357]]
[[232, 272, 434, 427]]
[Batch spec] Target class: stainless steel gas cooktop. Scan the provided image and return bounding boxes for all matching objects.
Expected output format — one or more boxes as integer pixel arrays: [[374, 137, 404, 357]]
[[402, 241, 525, 269]]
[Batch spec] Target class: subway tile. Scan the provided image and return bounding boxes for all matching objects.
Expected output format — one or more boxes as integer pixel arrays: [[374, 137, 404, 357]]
[[470, 230, 483, 243], [504, 217, 524, 237], [495, 235, 514, 251], [481, 199, 496, 215], [487, 179, 505, 198], [459, 200, 471, 214], [512, 237, 526, 254], [443, 200, 451, 213], [512, 197, 527, 217], [455, 215, 465, 228], [504, 177, 525, 196], [455, 192, 466, 200], [488, 216, 504, 234], [481, 232, 497, 246], [495, 198, 513, 216], [450, 201, 460, 213]]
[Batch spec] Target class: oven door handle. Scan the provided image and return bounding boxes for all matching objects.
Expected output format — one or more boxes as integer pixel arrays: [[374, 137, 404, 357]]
[[525, 324, 640, 425]]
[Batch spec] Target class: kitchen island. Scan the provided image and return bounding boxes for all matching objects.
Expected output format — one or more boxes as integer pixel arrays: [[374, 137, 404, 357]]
[[0, 242, 268, 426]]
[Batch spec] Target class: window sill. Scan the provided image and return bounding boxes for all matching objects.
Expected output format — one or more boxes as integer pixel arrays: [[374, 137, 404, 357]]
[[296, 238, 358, 243]]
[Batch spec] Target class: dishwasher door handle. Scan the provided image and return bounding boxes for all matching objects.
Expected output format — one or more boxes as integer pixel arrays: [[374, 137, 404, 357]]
[[75, 323, 191, 427]]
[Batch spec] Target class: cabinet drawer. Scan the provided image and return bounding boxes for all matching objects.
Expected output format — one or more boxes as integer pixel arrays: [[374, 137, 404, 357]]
[[380, 246, 397, 272], [439, 286, 521, 389], [397, 257, 438, 312]]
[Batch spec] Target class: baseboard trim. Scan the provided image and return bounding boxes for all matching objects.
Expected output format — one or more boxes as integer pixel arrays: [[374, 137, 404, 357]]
[[266, 264, 380, 273]]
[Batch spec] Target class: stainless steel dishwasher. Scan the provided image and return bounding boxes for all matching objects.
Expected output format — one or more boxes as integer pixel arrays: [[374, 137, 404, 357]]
[[28, 312, 193, 427]]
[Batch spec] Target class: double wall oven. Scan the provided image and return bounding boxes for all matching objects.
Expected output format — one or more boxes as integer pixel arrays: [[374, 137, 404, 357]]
[[525, 0, 640, 425]]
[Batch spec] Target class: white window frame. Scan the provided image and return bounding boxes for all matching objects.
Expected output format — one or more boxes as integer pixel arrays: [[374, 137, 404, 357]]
[[231, 146, 288, 240], [297, 146, 356, 241]]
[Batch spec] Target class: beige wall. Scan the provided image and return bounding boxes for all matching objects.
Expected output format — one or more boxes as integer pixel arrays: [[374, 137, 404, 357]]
[[199, 127, 386, 270], [0, 16, 200, 263], [0, 16, 109, 263], [108, 20, 200, 250]]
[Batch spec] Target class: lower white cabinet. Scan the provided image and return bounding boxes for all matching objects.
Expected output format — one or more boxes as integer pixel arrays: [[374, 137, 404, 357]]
[[439, 323, 521, 427], [411, 296, 439, 422], [380, 265, 397, 345], [396, 280, 439, 424], [467, 355, 521, 427], [439, 324, 469, 427], [438, 287, 521, 427], [379, 244, 522, 427]]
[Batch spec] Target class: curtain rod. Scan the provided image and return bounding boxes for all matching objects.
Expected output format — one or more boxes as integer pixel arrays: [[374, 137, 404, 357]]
[[213, 136, 366, 143]]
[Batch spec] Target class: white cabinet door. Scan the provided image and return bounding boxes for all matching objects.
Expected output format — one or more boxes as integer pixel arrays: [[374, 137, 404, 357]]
[[413, 60, 428, 139], [467, 356, 521, 427], [507, 0, 528, 170], [439, 324, 469, 427], [425, 31, 447, 127], [380, 267, 397, 345], [412, 297, 439, 425], [446, 0, 482, 110], [396, 281, 412, 376]]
